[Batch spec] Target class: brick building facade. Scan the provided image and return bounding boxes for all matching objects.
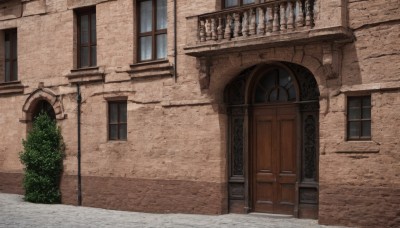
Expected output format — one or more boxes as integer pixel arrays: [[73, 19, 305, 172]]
[[0, 0, 399, 227]]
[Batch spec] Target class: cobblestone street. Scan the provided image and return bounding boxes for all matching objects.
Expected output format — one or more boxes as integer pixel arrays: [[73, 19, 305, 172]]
[[0, 193, 347, 228]]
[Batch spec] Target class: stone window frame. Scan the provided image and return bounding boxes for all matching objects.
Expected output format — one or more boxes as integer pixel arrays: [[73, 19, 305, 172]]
[[346, 95, 372, 141], [137, 0, 168, 62], [75, 6, 97, 69], [107, 100, 128, 141]]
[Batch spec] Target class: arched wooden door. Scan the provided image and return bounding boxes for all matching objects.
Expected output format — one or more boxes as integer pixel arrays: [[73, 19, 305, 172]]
[[250, 67, 299, 215], [226, 63, 320, 218]]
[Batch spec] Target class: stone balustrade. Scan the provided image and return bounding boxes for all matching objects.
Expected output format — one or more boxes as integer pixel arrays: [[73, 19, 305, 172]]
[[198, 0, 314, 43]]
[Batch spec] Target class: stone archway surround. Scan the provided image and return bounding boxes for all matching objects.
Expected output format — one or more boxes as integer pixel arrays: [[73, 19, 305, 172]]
[[20, 88, 66, 123], [208, 44, 340, 103], [223, 60, 321, 218]]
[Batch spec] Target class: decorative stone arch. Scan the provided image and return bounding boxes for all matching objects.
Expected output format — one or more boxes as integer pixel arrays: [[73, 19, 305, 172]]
[[209, 46, 336, 99], [20, 88, 66, 123]]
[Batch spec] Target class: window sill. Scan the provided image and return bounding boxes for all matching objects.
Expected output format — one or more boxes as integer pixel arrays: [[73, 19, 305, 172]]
[[107, 140, 128, 143], [67, 67, 104, 84], [334, 141, 380, 154], [128, 60, 173, 79], [0, 80, 24, 95]]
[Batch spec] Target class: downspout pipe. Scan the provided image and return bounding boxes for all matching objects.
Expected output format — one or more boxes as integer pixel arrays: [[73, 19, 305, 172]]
[[76, 84, 82, 206], [173, 0, 177, 82]]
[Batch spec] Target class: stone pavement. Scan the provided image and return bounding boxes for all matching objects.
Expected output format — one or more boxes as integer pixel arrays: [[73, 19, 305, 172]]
[[0, 193, 346, 228]]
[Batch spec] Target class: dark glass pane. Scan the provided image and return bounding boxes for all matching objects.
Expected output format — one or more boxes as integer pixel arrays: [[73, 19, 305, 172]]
[[348, 122, 360, 139], [12, 60, 17, 80], [12, 34, 17, 58], [348, 98, 361, 108], [362, 96, 371, 107], [140, 0, 152, 33], [225, 0, 238, 7], [278, 87, 288, 102], [5, 61, 10, 82], [91, 46, 96, 66], [119, 103, 127, 122], [243, 0, 255, 4], [362, 107, 371, 119], [91, 13, 96, 44], [269, 89, 278, 101], [80, 15, 89, 44], [109, 125, 118, 140], [255, 86, 267, 103], [5, 40, 10, 59], [362, 121, 371, 137], [261, 72, 276, 91], [348, 107, 361, 120], [156, 0, 167, 30], [156, 34, 167, 59], [4, 32, 9, 42], [288, 85, 296, 100], [109, 103, 118, 124], [80, 47, 89, 67], [119, 124, 127, 140], [279, 69, 291, 87], [140, 36, 152, 61]]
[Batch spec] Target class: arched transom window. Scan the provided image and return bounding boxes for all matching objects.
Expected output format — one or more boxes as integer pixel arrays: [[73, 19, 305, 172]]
[[254, 68, 297, 103]]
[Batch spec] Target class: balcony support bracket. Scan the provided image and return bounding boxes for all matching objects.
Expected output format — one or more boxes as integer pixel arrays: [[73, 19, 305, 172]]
[[197, 56, 212, 90], [322, 43, 341, 79]]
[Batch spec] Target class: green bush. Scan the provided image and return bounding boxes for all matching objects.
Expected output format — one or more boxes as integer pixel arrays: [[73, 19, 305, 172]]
[[20, 112, 64, 203]]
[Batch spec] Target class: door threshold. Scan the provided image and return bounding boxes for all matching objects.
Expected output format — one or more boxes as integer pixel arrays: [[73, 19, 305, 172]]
[[248, 213, 294, 219]]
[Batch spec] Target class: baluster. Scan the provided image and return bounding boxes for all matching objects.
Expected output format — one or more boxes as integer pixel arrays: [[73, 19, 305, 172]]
[[305, 0, 312, 27], [225, 14, 233, 40], [217, 17, 224, 40], [233, 13, 241, 38], [211, 18, 217, 40], [205, 19, 211, 41], [242, 11, 249, 37], [296, 0, 304, 28], [257, 7, 265, 35], [273, 4, 280, 33], [266, 6, 273, 35], [249, 9, 256, 36], [287, 1, 294, 30], [199, 20, 206, 42], [280, 3, 287, 31]]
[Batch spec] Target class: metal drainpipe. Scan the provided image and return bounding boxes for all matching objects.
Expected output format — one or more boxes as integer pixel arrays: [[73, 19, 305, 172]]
[[173, 0, 177, 82], [76, 84, 82, 206]]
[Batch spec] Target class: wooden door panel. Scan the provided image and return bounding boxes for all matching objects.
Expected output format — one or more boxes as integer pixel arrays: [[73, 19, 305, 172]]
[[278, 118, 296, 173], [256, 120, 273, 172], [278, 183, 296, 206], [254, 182, 274, 212], [252, 105, 297, 215], [253, 111, 276, 213], [276, 183, 296, 214]]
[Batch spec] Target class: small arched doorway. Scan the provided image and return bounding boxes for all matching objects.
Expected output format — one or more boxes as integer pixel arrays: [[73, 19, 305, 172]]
[[225, 62, 320, 218], [32, 100, 56, 121]]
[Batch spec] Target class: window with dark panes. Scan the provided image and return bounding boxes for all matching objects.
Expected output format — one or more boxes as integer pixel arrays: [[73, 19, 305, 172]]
[[223, 0, 255, 8], [347, 96, 371, 140], [138, 0, 167, 61], [108, 101, 127, 141], [4, 29, 17, 82], [77, 7, 96, 68]]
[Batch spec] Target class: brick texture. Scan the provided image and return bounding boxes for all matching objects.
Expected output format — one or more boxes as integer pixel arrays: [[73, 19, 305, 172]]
[[0, 0, 398, 227], [60, 174, 227, 214]]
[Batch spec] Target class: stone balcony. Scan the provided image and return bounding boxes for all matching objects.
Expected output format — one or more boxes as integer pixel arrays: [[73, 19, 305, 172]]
[[184, 0, 354, 57]]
